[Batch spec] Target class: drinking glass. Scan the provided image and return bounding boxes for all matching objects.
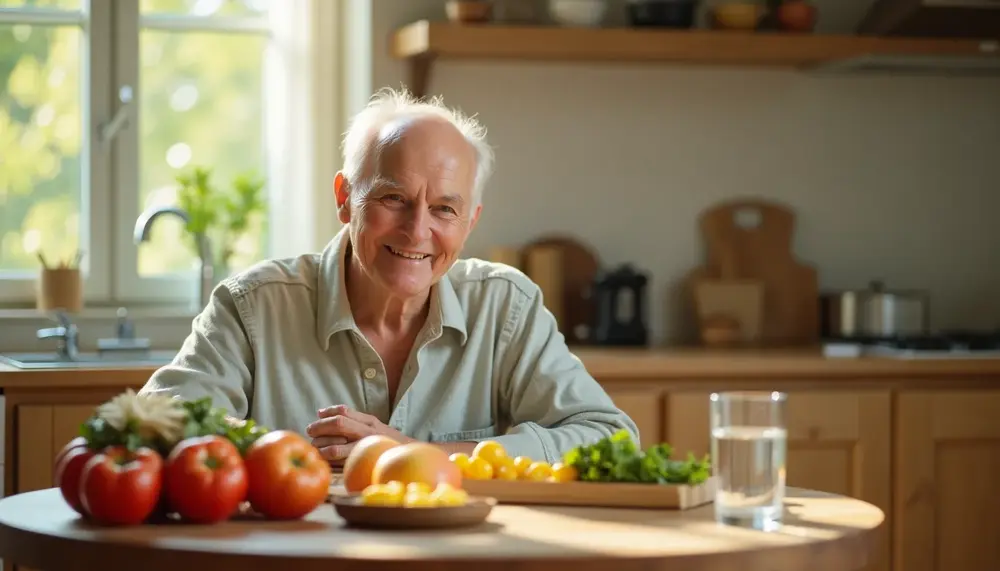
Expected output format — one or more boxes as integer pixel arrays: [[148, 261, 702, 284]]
[[710, 391, 788, 531]]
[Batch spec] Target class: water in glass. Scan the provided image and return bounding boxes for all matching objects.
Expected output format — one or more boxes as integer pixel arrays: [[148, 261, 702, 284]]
[[710, 392, 787, 531]]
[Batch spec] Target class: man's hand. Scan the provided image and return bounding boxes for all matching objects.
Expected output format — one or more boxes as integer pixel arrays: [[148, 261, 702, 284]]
[[305, 405, 413, 462]]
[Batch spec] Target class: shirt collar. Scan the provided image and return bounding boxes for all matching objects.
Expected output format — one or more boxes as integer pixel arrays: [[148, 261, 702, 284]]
[[315, 225, 468, 350]]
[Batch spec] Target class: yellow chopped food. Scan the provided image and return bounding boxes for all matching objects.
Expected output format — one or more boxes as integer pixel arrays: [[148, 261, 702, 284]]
[[431, 483, 469, 507], [360, 481, 405, 506], [403, 490, 438, 508], [406, 482, 432, 495]]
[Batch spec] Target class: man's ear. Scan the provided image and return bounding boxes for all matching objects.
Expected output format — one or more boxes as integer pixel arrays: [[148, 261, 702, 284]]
[[468, 203, 483, 233], [334, 172, 350, 224]]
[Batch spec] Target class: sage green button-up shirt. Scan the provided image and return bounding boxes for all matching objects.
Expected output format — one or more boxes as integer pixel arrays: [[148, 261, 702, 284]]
[[138, 227, 640, 462]]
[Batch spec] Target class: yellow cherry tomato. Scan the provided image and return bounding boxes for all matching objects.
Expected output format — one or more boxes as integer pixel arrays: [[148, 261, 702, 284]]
[[512, 456, 533, 477], [549, 462, 579, 483], [472, 440, 507, 467], [523, 461, 552, 482], [464, 456, 494, 480], [449, 452, 472, 472], [495, 463, 518, 481]]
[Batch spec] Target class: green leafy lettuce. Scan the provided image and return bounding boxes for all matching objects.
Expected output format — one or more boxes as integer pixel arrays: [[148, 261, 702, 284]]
[[562, 429, 711, 485]]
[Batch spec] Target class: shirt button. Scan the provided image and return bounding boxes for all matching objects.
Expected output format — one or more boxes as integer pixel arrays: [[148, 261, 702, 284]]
[[363, 367, 377, 380]]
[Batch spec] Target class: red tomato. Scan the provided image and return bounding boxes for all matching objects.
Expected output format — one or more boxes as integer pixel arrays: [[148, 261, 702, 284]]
[[164, 435, 248, 523], [244, 430, 331, 520], [54, 439, 96, 516], [79, 446, 163, 526]]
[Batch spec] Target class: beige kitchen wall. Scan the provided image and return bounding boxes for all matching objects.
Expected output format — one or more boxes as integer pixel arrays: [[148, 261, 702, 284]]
[[368, 0, 1000, 344]]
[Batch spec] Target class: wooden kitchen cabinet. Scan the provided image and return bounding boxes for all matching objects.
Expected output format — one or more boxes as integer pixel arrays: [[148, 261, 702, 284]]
[[15, 404, 96, 494], [604, 387, 665, 445], [663, 389, 892, 571], [895, 390, 1000, 571]]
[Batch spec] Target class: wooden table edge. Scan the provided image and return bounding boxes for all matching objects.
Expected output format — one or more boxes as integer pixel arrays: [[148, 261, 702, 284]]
[[0, 488, 886, 571]]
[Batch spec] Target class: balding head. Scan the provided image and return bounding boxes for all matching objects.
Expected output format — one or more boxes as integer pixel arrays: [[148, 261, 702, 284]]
[[340, 88, 494, 206]]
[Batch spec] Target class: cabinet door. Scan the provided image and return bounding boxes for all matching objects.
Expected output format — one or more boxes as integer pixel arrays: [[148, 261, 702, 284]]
[[604, 388, 664, 445], [665, 389, 891, 571], [896, 391, 1000, 571], [16, 404, 96, 494]]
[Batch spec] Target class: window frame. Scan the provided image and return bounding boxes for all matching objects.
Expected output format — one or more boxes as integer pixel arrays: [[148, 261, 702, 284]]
[[0, 0, 331, 310]]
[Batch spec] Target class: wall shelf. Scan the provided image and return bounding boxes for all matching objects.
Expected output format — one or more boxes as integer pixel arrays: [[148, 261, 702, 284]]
[[390, 20, 1000, 97]]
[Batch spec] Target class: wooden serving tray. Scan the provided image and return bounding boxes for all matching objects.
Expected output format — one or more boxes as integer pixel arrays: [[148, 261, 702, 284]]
[[461, 477, 717, 510]]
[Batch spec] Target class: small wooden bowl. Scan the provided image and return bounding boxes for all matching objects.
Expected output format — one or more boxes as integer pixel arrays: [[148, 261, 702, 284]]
[[446, 1, 493, 23], [331, 495, 497, 529]]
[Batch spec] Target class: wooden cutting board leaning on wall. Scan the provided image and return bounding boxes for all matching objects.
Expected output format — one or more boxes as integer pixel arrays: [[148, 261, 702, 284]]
[[688, 199, 819, 346]]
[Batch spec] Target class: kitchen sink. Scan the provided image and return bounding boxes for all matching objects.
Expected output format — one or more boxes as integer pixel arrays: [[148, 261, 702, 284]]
[[0, 350, 177, 370]]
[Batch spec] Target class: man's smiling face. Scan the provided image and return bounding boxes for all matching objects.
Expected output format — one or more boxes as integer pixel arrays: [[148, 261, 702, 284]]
[[339, 116, 482, 299]]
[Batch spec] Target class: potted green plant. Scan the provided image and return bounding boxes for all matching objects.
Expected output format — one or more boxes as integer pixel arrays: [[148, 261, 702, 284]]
[[174, 166, 267, 281]]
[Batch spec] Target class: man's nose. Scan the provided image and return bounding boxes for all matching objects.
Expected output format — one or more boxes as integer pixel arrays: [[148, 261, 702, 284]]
[[403, 206, 432, 242]]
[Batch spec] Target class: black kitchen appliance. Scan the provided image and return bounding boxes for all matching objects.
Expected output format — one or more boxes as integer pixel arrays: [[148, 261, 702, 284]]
[[591, 264, 649, 346]]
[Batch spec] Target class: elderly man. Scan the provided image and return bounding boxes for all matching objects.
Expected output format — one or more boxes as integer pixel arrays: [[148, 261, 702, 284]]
[[138, 88, 639, 463]]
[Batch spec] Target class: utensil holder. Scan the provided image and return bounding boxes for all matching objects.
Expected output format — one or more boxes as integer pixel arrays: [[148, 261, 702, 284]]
[[37, 268, 83, 312]]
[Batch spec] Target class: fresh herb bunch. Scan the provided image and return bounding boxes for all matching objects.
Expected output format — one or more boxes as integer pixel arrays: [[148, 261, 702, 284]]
[[79, 396, 269, 457], [563, 429, 711, 485], [180, 397, 269, 456]]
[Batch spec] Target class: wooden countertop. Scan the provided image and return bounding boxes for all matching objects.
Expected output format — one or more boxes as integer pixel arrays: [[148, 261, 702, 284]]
[[571, 347, 1000, 380], [0, 487, 883, 571], [3, 347, 1000, 389]]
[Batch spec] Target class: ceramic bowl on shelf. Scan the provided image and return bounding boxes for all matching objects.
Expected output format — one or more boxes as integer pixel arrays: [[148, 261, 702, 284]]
[[445, 0, 493, 23], [549, 0, 608, 27], [710, 1, 765, 30]]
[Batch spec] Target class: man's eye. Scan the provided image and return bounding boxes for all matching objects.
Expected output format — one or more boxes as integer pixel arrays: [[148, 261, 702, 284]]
[[437, 205, 457, 215], [381, 194, 404, 203]]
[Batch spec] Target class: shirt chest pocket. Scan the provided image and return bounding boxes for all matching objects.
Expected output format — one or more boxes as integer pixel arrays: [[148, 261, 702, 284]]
[[428, 424, 498, 443]]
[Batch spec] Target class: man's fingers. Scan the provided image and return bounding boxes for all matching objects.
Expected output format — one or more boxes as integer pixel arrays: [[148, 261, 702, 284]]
[[306, 415, 372, 440], [318, 442, 354, 462], [311, 436, 348, 449], [317, 404, 376, 426]]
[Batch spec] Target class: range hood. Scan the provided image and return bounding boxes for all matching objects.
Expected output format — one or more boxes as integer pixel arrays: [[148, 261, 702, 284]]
[[857, 0, 1000, 38]]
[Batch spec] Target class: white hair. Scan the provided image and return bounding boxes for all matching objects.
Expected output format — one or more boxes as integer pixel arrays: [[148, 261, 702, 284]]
[[340, 87, 495, 207]]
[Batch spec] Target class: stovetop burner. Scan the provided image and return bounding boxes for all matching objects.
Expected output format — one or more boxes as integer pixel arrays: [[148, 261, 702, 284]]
[[823, 330, 1000, 358], [876, 331, 1000, 351]]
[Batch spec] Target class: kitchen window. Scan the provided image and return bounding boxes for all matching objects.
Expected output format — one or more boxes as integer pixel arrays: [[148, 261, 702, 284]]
[[0, 0, 332, 309]]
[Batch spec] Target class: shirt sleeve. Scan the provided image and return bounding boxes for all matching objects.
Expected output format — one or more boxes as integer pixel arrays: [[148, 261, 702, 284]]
[[137, 282, 254, 418], [491, 285, 641, 463]]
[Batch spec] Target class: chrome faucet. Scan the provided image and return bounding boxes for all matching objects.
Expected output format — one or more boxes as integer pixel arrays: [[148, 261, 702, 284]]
[[134, 206, 214, 310], [37, 311, 80, 360]]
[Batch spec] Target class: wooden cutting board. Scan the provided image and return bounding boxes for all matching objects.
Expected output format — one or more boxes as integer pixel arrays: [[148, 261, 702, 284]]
[[522, 235, 600, 345], [691, 244, 764, 345], [689, 199, 819, 345]]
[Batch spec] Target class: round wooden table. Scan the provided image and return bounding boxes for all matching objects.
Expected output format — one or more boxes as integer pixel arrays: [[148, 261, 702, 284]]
[[0, 487, 882, 571]]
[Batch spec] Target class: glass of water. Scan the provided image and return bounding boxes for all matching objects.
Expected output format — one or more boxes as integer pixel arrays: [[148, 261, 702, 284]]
[[710, 391, 788, 531]]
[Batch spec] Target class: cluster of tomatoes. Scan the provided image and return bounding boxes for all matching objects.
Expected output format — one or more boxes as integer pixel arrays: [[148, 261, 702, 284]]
[[53, 430, 332, 526]]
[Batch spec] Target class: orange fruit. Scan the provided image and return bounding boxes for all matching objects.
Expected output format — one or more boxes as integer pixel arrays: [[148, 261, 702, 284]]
[[342, 435, 399, 493], [372, 442, 463, 489]]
